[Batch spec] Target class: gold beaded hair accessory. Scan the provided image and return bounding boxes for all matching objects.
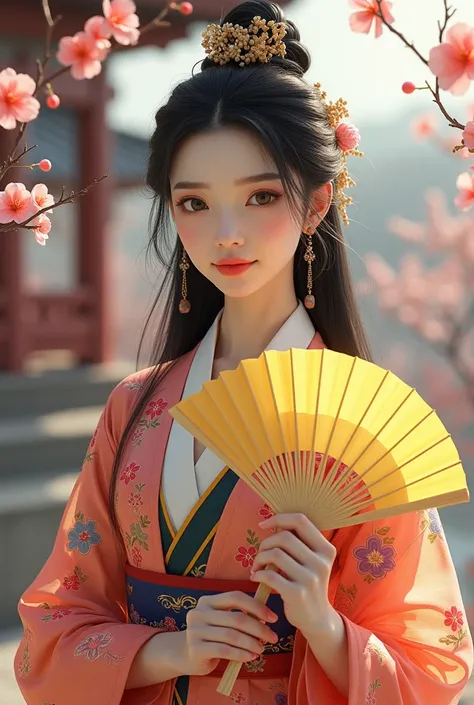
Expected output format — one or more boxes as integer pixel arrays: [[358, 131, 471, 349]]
[[314, 83, 363, 226], [202, 16, 287, 67]]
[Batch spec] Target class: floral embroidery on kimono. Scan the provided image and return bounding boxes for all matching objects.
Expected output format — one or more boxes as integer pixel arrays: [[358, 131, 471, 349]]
[[440, 606, 468, 650], [74, 632, 123, 664], [366, 678, 382, 704], [235, 529, 261, 569], [353, 525, 396, 583], [13, 333, 473, 705], [62, 566, 87, 590], [420, 508, 445, 543], [67, 512, 102, 554]]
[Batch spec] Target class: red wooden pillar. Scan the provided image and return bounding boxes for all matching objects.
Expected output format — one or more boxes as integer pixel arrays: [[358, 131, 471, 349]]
[[0, 129, 25, 371], [77, 69, 112, 364]]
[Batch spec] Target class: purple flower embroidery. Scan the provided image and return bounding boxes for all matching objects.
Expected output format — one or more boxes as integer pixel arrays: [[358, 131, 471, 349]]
[[428, 508, 443, 536], [275, 694, 288, 705], [354, 535, 396, 580]]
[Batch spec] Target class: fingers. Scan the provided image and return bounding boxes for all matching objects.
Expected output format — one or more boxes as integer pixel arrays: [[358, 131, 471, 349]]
[[196, 638, 261, 664], [192, 625, 267, 660], [251, 545, 312, 584], [196, 591, 278, 624], [255, 530, 315, 567], [259, 513, 336, 560], [200, 607, 278, 643]]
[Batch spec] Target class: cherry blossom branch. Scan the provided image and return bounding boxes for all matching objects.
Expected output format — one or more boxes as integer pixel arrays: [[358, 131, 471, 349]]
[[0, 143, 38, 181], [426, 79, 465, 130], [374, 0, 429, 65], [374, 0, 465, 131], [0, 174, 108, 233], [0, 0, 63, 182], [0, 0, 192, 237]]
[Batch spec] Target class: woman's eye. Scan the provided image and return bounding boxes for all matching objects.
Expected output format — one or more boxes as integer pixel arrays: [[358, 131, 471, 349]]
[[179, 198, 208, 212], [248, 191, 279, 206]]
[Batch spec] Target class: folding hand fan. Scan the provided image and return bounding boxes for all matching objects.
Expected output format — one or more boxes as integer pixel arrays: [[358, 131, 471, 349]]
[[169, 348, 469, 695]]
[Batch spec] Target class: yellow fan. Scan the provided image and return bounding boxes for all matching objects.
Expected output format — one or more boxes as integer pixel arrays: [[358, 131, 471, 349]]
[[169, 348, 469, 695]]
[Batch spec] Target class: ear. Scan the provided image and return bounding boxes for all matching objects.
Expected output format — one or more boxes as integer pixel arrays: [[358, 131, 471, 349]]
[[304, 182, 333, 233]]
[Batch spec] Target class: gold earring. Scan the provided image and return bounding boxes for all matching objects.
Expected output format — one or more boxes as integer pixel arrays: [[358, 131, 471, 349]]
[[178, 248, 191, 314], [303, 231, 315, 310]]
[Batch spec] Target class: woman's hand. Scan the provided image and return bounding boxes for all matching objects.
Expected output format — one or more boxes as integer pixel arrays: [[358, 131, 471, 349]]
[[250, 512, 338, 638], [181, 591, 280, 676]]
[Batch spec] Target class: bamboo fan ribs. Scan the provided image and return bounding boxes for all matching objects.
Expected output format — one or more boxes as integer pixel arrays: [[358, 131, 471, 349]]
[[169, 347, 469, 695]]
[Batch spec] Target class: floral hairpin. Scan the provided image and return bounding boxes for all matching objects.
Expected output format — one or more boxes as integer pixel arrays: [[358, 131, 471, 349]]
[[314, 83, 363, 226], [202, 16, 287, 67]]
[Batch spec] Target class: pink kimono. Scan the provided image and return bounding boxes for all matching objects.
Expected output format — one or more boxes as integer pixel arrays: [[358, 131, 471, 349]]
[[14, 310, 473, 705]]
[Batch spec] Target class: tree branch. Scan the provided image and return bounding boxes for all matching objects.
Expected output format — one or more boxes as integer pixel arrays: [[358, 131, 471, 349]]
[[374, 0, 429, 65], [0, 175, 108, 233], [374, 0, 465, 132]]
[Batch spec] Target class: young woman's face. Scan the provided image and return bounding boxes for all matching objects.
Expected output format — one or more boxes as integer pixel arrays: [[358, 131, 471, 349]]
[[169, 126, 311, 300]]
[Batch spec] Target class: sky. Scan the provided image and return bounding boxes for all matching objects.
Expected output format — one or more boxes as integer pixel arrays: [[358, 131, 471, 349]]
[[106, 0, 474, 138]]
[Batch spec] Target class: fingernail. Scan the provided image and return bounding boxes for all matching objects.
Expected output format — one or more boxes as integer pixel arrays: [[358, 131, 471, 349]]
[[267, 611, 278, 622]]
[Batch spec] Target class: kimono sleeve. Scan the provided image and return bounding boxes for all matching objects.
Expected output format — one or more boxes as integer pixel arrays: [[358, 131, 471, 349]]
[[291, 510, 473, 705], [14, 381, 171, 705]]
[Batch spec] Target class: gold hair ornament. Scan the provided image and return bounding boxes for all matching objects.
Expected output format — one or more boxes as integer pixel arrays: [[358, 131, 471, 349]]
[[314, 83, 363, 226], [202, 16, 287, 67]]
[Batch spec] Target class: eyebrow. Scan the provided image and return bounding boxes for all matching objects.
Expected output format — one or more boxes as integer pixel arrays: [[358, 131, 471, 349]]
[[172, 172, 281, 190]]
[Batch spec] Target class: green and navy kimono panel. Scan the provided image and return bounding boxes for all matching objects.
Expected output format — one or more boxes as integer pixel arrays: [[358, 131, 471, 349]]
[[160, 467, 239, 578], [125, 467, 295, 705], [162, 467, 239, 705]]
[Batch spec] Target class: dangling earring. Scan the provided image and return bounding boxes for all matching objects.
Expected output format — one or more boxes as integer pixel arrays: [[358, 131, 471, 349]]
[[303, 227, 316, 310], [178, 248, 191, 314]]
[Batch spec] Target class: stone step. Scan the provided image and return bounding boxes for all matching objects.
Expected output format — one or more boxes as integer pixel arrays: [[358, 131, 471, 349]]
[[0, 362, 131, 419], [0, 406, 102, 481], [0, 470, 78, 629]]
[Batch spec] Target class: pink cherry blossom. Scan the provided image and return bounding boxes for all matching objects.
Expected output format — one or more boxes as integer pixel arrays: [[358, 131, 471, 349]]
[[0, 68, 40, 130], [0, 183, 37, 224], [102, 0, 140, 46], [454, 172, 474, 211], [462, 120, 474, 150], [31, 184, 54, 214], [336, 122, 360, 151], [84, 16, 112, 50], [31, 214, 52, 246], [57, 32, 109, 80], [428, 23, 474, 96], [348, 0, 394, 39], [411, 113, 437, 141]]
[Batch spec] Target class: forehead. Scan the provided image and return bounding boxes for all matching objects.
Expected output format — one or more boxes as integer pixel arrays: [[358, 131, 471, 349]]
[[170, 126, 277, 184]]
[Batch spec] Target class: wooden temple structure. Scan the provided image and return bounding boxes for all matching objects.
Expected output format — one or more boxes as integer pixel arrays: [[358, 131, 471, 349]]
[[0, 0, 290, 371]]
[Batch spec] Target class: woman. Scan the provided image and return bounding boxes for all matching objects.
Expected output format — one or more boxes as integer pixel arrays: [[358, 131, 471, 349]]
[[14, 1, 473, 704]]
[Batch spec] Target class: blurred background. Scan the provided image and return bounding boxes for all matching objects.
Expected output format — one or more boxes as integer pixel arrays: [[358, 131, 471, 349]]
[[0, 0, 473, 701]]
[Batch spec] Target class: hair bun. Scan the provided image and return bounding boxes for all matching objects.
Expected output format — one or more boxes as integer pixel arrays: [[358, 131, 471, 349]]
[[205, 0, 311, 76]]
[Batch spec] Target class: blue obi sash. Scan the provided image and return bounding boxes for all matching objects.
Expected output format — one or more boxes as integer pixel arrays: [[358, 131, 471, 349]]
[[126, 467, 295, 705]]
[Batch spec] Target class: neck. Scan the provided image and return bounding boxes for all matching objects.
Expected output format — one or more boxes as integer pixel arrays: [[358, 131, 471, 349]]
[[214, 262, 299, 364]]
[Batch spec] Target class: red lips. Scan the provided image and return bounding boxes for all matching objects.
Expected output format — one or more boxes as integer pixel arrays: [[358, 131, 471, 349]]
[[214, 258, 256, 277]]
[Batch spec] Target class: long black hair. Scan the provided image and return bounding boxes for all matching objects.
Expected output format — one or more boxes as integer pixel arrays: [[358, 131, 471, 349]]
[[109, 0, 372, 534]]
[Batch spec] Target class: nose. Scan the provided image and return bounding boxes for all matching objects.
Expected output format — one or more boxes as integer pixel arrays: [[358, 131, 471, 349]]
[[215, 213, 244, 248]]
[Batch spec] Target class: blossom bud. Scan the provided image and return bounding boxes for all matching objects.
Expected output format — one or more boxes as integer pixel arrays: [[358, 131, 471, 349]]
[[402, 81, 416, 94], [46, 94, 60, 109]]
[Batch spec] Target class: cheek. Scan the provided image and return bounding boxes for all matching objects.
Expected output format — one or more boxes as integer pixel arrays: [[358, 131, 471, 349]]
[[255, 207, 301, 252], [173, 214, 204, 251]]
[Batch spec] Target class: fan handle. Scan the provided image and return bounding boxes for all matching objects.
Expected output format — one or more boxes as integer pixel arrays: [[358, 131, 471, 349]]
[[216, 575, 273, 696]]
